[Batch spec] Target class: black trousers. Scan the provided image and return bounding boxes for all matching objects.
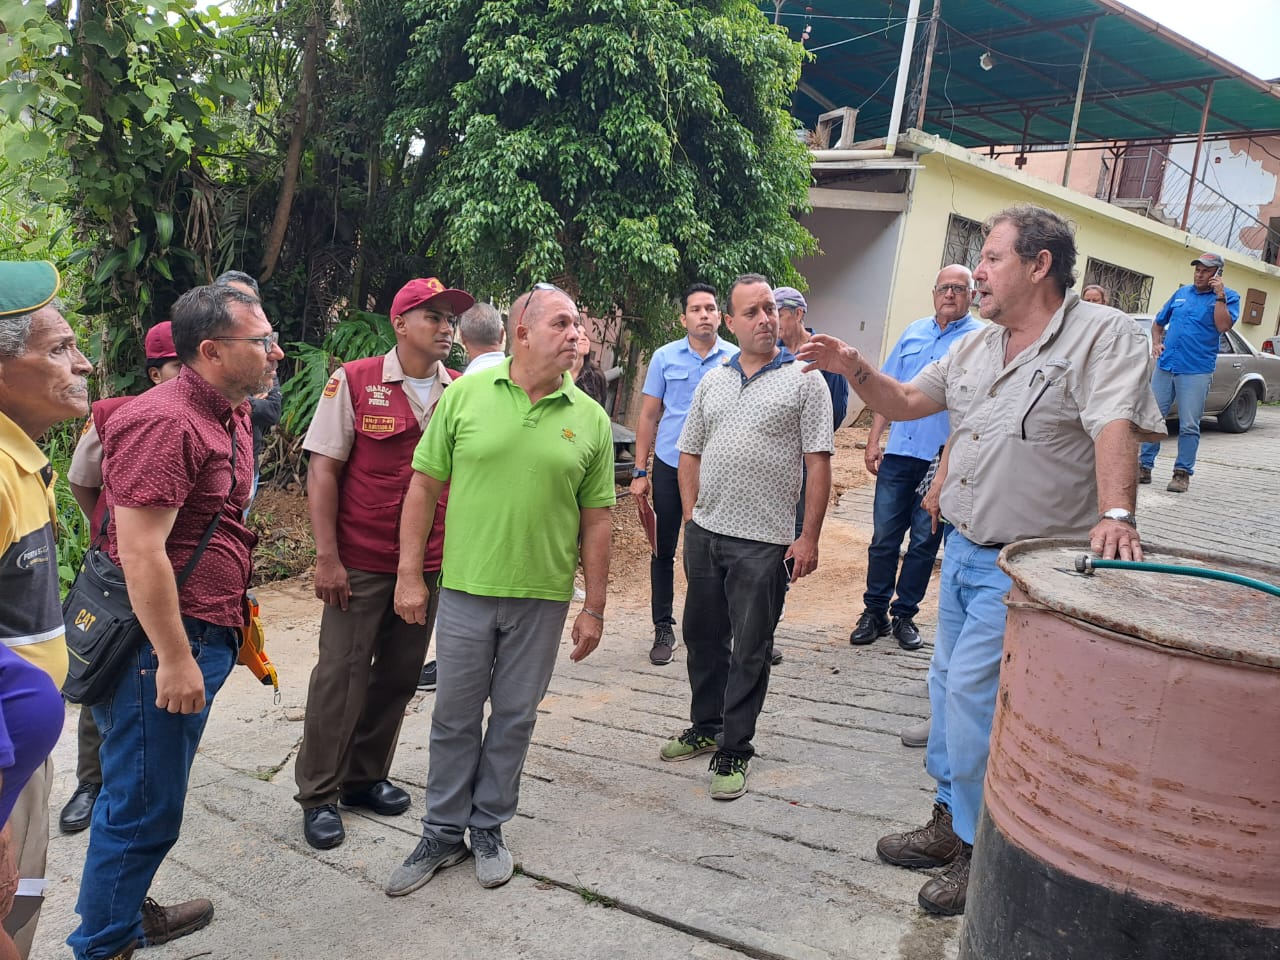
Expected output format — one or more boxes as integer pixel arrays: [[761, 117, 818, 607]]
[[681, 521, 787, 759], [649, 456, 683, 626]]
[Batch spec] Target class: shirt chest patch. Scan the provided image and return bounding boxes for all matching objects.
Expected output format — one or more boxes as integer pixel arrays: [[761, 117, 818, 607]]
[[561, 428, 576, 442], [360, 415, 397, 434]]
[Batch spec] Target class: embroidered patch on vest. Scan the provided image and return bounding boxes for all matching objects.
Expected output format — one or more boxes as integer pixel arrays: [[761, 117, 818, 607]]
[[360, 415, 397, 434], [322, 375, 341, 399]]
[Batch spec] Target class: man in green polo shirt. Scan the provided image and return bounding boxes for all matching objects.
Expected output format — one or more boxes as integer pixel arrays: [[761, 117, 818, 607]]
[[385, 283, 614, 897]]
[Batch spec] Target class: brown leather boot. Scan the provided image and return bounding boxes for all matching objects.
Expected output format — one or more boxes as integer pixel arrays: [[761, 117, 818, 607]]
[[918, 842, 972, 915], [1167, 469, 1190, 493], [141, 897, 214, 946], [876, 803, 963, 868]]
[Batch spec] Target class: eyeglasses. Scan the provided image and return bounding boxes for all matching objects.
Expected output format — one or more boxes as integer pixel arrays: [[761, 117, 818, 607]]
[[213, 332, 279, 354], [933, 284, 971, 296], [518, 282, 568, 317]]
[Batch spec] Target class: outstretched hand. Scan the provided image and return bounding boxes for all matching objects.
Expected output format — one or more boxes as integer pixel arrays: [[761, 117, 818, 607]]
[[796, 334, 857, 377]]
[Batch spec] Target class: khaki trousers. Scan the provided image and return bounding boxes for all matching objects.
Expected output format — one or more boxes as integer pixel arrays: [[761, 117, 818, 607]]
[[294, 568, 438, 807], [1, 757, 50, 959]]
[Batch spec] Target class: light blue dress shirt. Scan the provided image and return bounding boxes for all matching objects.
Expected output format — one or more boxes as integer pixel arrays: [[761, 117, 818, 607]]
[[886, 313, 983, 460], [642, 335, 738, 468]]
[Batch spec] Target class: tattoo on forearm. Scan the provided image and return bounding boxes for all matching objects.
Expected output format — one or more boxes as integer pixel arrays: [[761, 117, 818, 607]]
[[854, 366, 870, 386]]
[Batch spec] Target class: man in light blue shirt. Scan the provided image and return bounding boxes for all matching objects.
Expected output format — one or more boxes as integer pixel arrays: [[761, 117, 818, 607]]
[[1138, 252, 1240, 493], [630, 284, 738, 666], [851, 264, 982, 651]]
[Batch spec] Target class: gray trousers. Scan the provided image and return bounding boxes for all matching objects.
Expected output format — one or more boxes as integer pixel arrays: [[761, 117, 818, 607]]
[[422, 589, 568, 844]]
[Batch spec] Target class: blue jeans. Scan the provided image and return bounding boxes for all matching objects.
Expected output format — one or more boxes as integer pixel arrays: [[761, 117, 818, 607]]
[[682, 521, 787, 759], [68, 619, 237, 960], [925, 534, 1011, 845], [863, 454, 943, 620], [1139, 368, 1212, 475]]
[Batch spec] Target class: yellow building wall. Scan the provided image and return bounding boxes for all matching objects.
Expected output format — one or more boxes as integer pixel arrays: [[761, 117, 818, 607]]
[[883, 135, 1280, 358]]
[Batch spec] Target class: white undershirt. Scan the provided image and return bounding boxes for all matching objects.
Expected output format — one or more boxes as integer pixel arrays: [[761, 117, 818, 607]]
[[401, 374, 437, 409]]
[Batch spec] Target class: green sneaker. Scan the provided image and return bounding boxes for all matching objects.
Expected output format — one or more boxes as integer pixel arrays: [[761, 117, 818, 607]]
[[659, 728, 718, 763], [708, 751, 748, 801]]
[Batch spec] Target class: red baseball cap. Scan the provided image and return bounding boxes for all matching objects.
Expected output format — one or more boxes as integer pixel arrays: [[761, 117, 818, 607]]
[[390, 277, 474, 320], [144, 321, 178, 362]]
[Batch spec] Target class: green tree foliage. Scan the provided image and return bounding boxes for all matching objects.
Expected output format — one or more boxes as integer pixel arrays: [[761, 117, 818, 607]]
[[393, 0, 817, 350]]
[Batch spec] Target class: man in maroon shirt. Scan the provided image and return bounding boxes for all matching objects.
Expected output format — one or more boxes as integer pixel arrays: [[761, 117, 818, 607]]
[[68, 284, 282, 960]]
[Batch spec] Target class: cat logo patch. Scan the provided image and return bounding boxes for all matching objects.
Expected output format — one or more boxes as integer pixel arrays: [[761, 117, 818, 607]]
[[361, 415, 396, 434], [322, 375, 341, 399], [561, 428, 576, 442]]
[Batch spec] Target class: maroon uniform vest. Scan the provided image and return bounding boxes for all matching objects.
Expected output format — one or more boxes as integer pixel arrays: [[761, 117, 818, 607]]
[[87, 396, 135, 538], [336, 356, 446, 575]]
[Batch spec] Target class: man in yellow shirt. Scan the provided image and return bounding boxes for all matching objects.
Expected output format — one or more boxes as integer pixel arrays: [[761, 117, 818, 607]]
[[0, 260, 92, 957]]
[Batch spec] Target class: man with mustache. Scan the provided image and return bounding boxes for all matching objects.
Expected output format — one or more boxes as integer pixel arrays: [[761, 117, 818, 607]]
[[798, 206, 1164, 915], [0, 261, 90, 959], [294, 277, 473, 851], [69, 284, 281, 960], [660, 273, 834, 801]]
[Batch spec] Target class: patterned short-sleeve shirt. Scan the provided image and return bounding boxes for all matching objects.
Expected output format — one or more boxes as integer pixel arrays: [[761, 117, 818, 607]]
[[678, 350, 834, 545]]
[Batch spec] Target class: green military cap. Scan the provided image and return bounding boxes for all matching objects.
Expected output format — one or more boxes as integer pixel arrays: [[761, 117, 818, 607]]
[[0, 260, 60, 319]]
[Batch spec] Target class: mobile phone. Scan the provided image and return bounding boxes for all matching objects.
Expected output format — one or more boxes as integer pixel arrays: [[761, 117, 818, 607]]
[[783, 556, 795, 582], [1216, 265, 1224, 278]]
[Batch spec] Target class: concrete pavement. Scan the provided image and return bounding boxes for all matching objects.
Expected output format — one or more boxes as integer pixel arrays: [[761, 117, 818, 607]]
[[35, 405, 1279, 960]]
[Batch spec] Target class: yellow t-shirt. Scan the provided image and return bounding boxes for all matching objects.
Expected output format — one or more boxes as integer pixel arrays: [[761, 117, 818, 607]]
[[0, 411, 68, 689]]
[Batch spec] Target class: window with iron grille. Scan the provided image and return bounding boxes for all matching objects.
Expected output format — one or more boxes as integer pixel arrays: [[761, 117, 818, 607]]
[[1081, 258, 1153, 313], [941, 214, 985, 271]]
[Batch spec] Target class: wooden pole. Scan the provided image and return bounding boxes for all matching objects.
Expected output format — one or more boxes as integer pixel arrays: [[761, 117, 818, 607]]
[[1061, 18, 1097, 188], [1181, 80, 1215, 232], [915, 0, 941, 130]]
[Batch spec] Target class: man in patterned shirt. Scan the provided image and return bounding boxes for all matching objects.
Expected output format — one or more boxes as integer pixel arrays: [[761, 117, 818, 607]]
[[658, 273, 834, 801]]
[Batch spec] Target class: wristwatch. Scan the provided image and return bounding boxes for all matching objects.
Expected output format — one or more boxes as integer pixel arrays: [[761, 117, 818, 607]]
[[1101, 508, 1137, 527], [632, 468, 648, 479]]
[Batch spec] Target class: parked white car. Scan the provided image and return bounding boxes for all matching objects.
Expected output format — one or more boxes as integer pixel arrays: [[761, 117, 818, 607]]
[[1130, 315, 1280, 433]]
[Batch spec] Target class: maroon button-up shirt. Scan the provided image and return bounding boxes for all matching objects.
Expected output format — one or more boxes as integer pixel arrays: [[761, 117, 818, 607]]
[[101, 367, 256, 627]]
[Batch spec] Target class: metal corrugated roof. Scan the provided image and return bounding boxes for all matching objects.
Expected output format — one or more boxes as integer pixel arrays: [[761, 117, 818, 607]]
[[765, 0, 1280, 149]]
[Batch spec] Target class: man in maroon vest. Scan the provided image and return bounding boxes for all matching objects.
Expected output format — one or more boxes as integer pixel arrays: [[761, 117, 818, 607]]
[[57, 321, 182, 837], [294, 277, 474, 850]]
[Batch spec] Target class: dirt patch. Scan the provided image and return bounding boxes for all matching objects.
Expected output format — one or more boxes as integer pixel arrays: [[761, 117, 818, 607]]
[[249, 484, 315, 586]]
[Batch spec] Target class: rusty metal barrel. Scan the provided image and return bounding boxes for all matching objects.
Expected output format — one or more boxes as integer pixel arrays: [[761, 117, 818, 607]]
[[959, 539, 1280, 960]]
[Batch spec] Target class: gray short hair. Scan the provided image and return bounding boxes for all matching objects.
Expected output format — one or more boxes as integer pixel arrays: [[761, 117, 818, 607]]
[[0, 297, 66, 357], [214, 270, 261, 296], [171, 285, 262, 362], [458, 302, 504, 348]]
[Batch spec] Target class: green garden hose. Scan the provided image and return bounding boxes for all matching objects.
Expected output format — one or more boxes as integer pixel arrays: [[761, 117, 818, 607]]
[[1075, 555, 1280, 599]]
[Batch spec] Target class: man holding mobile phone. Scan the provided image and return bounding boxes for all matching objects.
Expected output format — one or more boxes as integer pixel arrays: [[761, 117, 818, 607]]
[[1138, 253, 1240, 493]]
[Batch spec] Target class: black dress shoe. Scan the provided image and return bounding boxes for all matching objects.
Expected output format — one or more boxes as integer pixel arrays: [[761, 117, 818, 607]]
[[849, 609, 890, 645], [303, 804, 345, 849], [340, 779, 411, 816], [892, 616, 924, 651], [59, 781, 101, 834]]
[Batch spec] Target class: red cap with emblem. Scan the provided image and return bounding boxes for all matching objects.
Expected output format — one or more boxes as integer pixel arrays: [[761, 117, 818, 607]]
[[390, 277, 474, 320]]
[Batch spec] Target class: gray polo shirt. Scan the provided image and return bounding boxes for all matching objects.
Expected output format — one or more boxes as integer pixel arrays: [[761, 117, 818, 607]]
[[678, 351, 834, 545], [912, 293, 1166, 545]]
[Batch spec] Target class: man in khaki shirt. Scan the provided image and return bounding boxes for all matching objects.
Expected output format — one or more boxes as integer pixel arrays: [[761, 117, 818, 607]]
[[799, 204, 1164, 916]]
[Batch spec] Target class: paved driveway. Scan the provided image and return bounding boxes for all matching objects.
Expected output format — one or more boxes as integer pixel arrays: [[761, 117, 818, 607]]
[[1139, 403, 1280, 566]]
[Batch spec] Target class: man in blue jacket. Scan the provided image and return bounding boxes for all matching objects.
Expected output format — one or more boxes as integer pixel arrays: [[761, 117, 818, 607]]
[[1138, 253, 1239, 493]]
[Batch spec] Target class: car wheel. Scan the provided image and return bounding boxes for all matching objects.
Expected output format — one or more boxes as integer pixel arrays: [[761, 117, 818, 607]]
[[1217, 387, 1258, 433]]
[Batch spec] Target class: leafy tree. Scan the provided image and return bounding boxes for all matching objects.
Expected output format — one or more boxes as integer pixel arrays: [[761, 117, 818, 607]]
[[393, 0, 816, 350]]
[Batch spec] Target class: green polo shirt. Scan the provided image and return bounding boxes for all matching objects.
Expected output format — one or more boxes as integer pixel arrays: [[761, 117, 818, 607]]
[[412, 358, 616, 601]]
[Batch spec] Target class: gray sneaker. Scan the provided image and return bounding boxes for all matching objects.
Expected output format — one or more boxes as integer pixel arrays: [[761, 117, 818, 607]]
[[470, 826, 514, 888], [900, 716, 931, 748], [384, 834, 470, 897]]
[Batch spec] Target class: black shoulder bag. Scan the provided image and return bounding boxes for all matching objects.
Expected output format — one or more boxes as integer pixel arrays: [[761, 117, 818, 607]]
[[63, 428, 238, 705]]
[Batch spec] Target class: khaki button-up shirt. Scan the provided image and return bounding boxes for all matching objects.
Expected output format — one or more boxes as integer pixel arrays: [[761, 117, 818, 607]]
[[912, 293, 1166, 545]]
